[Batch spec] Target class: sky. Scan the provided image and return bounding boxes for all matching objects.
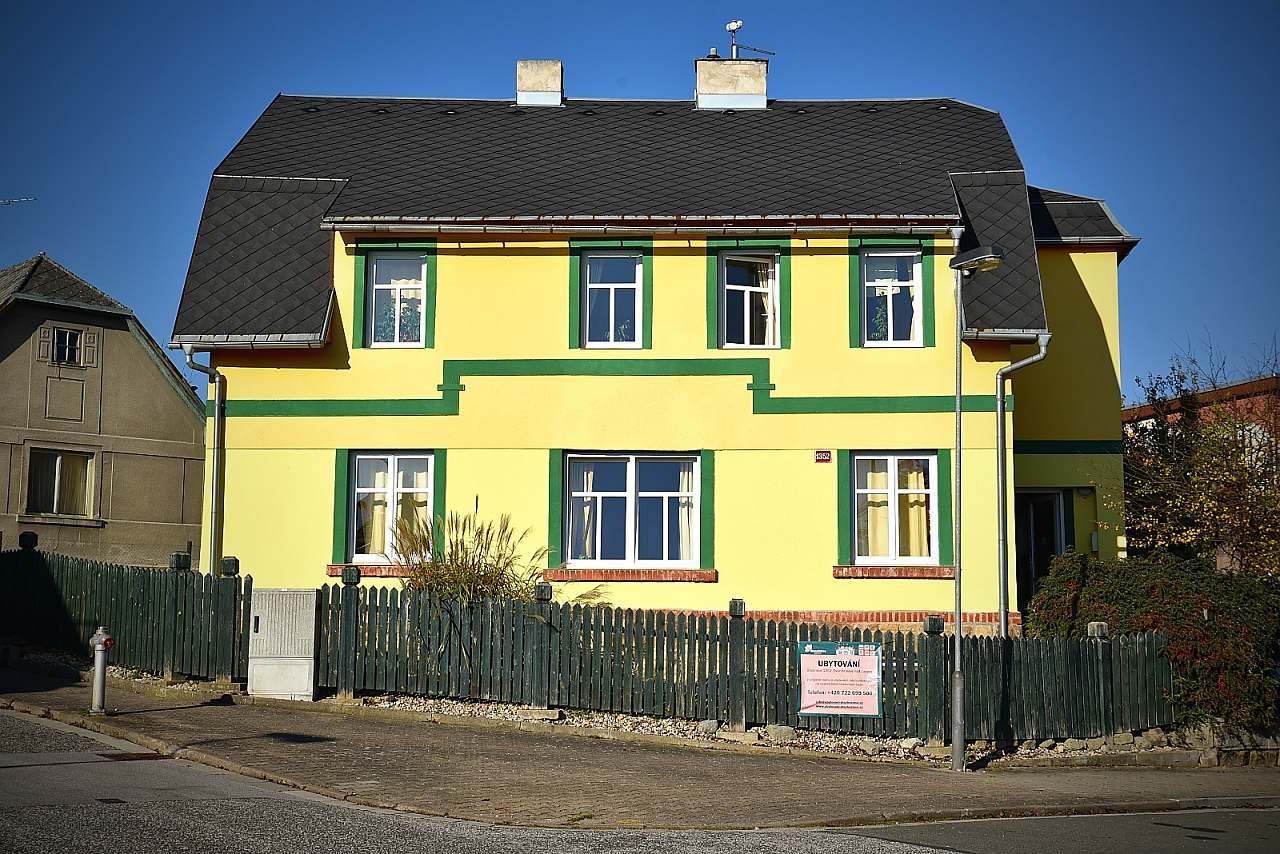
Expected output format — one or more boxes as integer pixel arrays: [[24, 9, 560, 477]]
[[2, 1, 1277, 398]]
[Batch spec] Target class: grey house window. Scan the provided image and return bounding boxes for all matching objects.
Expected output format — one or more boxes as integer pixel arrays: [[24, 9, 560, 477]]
[[53, 328, 82, 365], [27, 449, 92, 516]]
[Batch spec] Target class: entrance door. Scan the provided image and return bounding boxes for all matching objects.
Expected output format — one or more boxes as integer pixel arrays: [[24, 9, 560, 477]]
[[1015, 491, 1064, 611]]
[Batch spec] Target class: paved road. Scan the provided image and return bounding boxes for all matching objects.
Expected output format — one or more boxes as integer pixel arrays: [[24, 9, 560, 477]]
[[4, 668, 1277, 830], [3, 710, 1278, 853]]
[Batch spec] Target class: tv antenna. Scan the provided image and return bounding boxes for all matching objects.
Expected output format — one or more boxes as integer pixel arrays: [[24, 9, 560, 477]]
[[0, 196, 36, 206], [725, 20, 775, 59]]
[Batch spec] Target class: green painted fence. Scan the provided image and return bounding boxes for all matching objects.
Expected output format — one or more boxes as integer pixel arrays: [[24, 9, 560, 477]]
[[317, 582, 1175, 741], [0, 550, 253, 682]]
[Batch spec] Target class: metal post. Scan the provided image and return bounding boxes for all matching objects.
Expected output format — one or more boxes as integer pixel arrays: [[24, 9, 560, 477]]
[[951, 265, 966, 771], [728, 598, 747, 732], [89, 626, 113, 715]]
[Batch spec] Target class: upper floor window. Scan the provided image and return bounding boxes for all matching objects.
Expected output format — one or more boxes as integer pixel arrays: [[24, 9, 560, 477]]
[[53, 328, 82, 365], [368, 253, 426, 347], [853, 453, 937, 564], [566, 454, 698, 567], [350, 452, 433, 563], [863, 252, 922, 347], [719, 253, 779, 348], [583, 253, 642, 348], [27, 448, 92, 517]]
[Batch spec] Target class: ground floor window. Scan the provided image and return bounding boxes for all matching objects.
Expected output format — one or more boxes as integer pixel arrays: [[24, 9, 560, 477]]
[[566, 453, 698, 566], [853, 452, 938, 563], [350, 452, 432, 563], [26, 448, 92, 516]]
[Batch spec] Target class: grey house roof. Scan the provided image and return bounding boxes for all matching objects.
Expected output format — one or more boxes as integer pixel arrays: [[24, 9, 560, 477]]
[[174, 93, 1134, 346], [0, 253, 131, 315]]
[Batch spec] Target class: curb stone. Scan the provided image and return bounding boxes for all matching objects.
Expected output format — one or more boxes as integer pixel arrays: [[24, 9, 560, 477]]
[[4, 693, 1280, 830]]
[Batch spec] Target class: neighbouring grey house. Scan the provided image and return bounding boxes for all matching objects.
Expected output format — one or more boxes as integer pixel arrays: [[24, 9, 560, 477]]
[[0, 253, 205, 566]]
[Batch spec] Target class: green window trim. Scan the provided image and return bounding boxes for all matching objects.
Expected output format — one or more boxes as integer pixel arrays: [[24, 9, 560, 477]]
[[569, 239, 653, 350], [848, 237, 936, 348], [331, 447, 447, 564], [351, 240, 438, 349], [209, 357, 1012, 418], [432, 449, 448, 556], [937, 448, 954, 566], [331, 449, 351, 564], [699, 449, 715, 569], [836, 449, 851, 564], [835, 447, 954, 567], [547, 449, 564, 568], [706, 238, 792, 350]]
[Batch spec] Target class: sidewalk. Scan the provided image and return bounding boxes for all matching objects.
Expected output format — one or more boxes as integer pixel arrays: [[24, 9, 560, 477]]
[[2, 667, 1277, 830]]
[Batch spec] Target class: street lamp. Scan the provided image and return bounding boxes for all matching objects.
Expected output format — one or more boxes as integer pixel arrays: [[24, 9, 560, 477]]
[[948, 243, 1004, 771]]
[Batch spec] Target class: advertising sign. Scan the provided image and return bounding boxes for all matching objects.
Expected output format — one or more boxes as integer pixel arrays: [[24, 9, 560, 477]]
[[797, 641, 882, 717]]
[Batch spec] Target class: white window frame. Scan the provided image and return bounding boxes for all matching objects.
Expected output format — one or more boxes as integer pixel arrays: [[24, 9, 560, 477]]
[[26, 447, 94, 517], [52, 327, 83, 366], [862, 251, 924, 348], [852, 452, 939, 565], [349, 452, 433, 564], [719, 252, 779, 349], [581, 251, 643, 349], [565, 453, 699, 569], [367, 252, 427, 348]]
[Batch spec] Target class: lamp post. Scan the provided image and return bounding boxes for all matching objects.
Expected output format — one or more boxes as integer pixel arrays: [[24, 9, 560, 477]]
[[948, 244, 1004, 771]]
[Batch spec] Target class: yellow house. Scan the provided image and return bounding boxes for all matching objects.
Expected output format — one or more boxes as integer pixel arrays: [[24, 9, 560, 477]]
[[170, 58, 1137, 634]]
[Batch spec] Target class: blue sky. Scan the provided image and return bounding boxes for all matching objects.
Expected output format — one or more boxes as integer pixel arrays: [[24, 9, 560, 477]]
[[2, 1, 1277, 397]]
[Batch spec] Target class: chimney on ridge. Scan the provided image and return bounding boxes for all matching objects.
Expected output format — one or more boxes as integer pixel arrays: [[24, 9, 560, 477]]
[[694, 53, 768, 110], [516, 59, 563, 106]]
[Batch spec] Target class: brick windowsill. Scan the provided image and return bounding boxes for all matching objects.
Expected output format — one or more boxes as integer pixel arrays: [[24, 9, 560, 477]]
[[832, 565, 955, 579], [544, 567, 718, 583], [327, 564, 413, 578]]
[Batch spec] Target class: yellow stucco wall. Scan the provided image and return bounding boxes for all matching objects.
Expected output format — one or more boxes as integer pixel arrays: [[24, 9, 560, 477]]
[[198, 235, 1122, 621]]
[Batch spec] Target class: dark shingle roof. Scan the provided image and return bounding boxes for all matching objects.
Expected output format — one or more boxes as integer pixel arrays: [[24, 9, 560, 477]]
[[1028, 186, 1139, 258], [0, 254, 131, 314], [177, 93, 1136, 343], [219, 96, 1022, 220], [173, 176, 345, 345], [952, 171, 1047, 334]]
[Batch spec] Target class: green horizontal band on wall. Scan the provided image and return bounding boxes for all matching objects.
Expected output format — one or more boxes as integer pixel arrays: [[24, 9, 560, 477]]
[[1013, 440, 1123, 455], [207, 358, 1012, 418]]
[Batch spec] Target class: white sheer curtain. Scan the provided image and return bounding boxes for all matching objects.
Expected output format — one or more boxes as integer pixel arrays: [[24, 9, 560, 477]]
[[578, 467, 595, 559], [677, 462, 694, 560]]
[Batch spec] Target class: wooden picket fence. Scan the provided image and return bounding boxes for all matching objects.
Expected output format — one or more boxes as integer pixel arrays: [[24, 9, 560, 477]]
[[316, 583, 1175, 740], [0, 549, 253, 682]]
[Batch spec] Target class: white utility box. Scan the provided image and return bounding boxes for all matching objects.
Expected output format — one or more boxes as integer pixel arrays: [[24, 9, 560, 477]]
[[248, 588, 318, 701]]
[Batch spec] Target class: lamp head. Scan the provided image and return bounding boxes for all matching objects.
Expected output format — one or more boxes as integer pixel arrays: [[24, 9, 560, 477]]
[[949, 244, 1005, 273], [726, 19, 744, 32]]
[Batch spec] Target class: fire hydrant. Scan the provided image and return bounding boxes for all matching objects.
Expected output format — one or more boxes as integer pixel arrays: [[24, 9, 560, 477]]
[[88, 626, 114, 715]]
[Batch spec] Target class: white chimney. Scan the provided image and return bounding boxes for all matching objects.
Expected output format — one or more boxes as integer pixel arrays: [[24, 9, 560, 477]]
[[516, 59, 563, 106], [695, 56, 768, 110]]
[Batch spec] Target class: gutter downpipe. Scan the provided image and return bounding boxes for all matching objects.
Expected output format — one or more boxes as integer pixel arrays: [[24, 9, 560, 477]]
[[995, 332, 1052, 637], [950, 231, 966, 772], [183, 345, 224, 573]]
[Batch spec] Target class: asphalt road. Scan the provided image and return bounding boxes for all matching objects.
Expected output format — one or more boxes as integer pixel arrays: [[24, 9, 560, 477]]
[[1, 709, 1277, 854]]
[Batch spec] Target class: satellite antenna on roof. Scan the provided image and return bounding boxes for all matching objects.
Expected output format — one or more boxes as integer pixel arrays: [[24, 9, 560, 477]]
[[724, 20, 775, 60]]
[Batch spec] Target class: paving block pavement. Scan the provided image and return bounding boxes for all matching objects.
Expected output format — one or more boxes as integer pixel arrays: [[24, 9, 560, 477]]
[[2, 667, 1278, 830]]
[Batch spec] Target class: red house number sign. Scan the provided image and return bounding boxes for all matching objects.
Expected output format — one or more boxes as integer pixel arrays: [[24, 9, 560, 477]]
[[814, 450, 833, 463]]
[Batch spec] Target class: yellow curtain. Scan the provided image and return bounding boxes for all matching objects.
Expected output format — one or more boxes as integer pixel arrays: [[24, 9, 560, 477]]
[[369, 468, 388, 555], [858, 494, 890, 557], [898, 463, 930, 558], [396, 466, 431, 539], [57, 454, 89, 516]]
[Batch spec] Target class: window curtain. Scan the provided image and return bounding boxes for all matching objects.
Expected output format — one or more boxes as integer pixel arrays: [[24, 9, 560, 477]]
[[26, 452, 57, 513], [898, 465, 931, 558], [859, 495, 890, 556], [57, 454, 89, 516], [677, 462, 695, 560], [578, 467, 595, 559], [396, 467, 431, 540], [366, 468, 389, 555]]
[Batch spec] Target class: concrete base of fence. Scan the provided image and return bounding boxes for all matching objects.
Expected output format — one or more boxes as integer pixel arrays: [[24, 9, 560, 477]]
[[516, 708, 563, 721]]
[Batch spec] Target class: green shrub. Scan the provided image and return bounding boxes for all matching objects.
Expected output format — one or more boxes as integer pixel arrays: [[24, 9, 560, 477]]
[[1025, 551, 1280, 733]]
